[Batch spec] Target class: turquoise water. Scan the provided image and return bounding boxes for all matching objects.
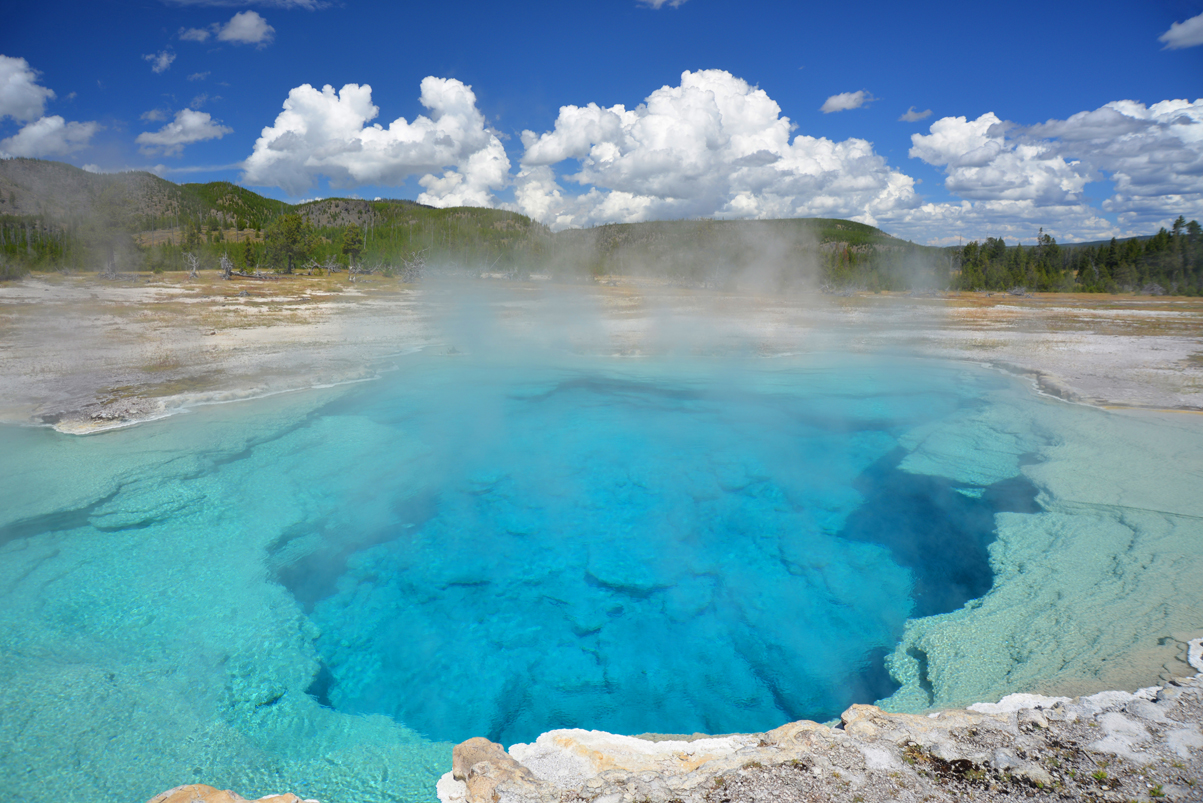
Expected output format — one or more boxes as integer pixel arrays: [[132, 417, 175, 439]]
[[0, 348, 1196, 803]]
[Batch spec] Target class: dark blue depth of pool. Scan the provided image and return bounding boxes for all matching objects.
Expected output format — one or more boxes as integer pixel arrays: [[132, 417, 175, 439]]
[[268, 353, 1038, 745]]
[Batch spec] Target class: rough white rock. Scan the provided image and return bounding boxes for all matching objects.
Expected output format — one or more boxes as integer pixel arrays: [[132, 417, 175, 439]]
[[967, 692, 1070, 714]]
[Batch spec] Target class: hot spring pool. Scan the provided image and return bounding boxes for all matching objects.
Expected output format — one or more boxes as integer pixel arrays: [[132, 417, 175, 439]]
[[1, 350, 1200, 803]]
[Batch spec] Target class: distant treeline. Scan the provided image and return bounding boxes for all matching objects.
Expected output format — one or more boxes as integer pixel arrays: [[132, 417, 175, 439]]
[[954, 218, 1203, 295]]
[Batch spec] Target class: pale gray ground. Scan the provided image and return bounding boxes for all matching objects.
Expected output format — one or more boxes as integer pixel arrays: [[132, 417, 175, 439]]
[[2, 274, 1201, 433]]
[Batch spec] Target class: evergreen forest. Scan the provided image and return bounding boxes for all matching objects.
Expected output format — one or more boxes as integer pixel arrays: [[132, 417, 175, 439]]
[[953, 221, 1203, 295]]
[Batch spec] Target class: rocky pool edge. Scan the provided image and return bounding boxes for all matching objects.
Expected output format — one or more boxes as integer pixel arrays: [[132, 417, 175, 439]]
[[434, 637, 1203, 803], [143, 638, 1203, 803]]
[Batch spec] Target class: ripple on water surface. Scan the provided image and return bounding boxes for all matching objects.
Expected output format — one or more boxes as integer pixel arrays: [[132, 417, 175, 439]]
[[0, 351, 1199, 803]]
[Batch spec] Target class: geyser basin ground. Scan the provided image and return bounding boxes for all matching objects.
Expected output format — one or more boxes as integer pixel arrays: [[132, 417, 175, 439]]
[[1, 349, 1201, 803]]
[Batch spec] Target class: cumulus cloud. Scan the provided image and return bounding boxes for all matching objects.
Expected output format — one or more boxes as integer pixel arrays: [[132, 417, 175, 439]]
[[876, 198, 1122, 245], [242, 77, 510, 205], [638, 0, 689, 7], [218, 11, 275, 45], [514, 70, 917, 230], [911, 100, 1203, 232], [180, 11, 275, 46], [1158, 11, 1203, 49], [0, 115, 98, 157], [899, 106, 931, 122], [136, 108, 233, 155], [0, 55, 55, 122], [820, 90, 875, 113], [144, 49, 176, 73], [188, 71, 211, 81], [0, 56, 100, 159]]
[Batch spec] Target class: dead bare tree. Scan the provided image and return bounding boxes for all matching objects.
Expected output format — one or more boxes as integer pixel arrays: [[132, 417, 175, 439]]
[[184, 252, 200, 280], [399, 249, 427, 283], [219, 252, 234, 280], [347, 258, 377, 283]]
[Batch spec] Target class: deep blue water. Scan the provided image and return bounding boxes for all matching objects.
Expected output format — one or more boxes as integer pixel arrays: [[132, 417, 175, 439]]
[[0, 350, 1045, 802], [276, 354, 1036, 744]]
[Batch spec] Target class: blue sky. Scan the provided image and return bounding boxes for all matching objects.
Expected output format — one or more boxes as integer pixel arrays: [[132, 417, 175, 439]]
[[1, 0, 1201, 244]]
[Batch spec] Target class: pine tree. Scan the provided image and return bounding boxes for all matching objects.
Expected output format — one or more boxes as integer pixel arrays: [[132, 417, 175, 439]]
[[342, 223, 364, 264], [264, 214, 313, 274]]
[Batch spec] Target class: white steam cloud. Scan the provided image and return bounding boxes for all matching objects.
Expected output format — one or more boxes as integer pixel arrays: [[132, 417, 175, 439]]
[[515, 70, 916, 230], [242, 78, 510, 205], [0, 55, 98, 159], [1158, 11, 1203, 49], [136, 109, 233, 155], [820, 90, 876, 113]]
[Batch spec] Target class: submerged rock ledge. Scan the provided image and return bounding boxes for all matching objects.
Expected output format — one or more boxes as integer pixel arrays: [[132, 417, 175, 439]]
[[432, 638, 1203, 803]]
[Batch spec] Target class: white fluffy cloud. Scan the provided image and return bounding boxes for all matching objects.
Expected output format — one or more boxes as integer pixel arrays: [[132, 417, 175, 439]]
[[136, 109, 233, 155], [638, 0, 689, 7], [1158, 11, 1203, 49], [144, 50, 176, 73], [180, 11, 275, 45], [515, 70, 916, 230], [0, 56, 99, 159], [219, 10, 274, 44], [899, 106, 931, 122], [0, 115, 98, 157], [242, 77, 510, 205], [911, 113, 1092, 204], [820, 90, 875, 114], [877, 199, 1122, 246], [0, 55, 55, 122], [910, 100, 1203, 233]]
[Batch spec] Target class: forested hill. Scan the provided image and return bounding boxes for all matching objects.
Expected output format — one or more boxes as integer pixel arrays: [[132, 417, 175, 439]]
[[0, 158, 290, 231], [0, 157, 945, 289], [2, 157, 1199, 294]]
